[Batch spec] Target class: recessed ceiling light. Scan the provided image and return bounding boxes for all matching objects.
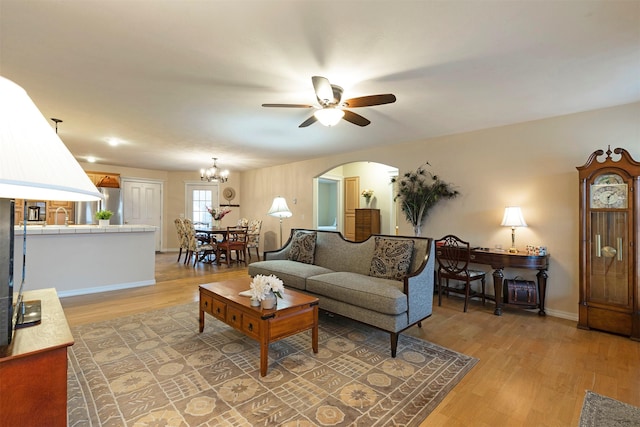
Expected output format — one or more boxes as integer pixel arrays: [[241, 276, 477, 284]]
[[86, 156, 96, 163], [106, 137, 122, 146]]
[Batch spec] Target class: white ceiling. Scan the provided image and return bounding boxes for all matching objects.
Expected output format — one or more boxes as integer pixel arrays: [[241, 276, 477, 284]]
[[1, 1, 638, 173]]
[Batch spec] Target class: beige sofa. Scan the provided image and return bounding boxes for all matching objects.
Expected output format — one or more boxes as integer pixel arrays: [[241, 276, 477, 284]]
[[247, 229, 435, 357]]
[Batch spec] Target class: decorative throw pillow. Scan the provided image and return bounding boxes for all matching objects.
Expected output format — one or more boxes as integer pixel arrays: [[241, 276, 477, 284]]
[[369, 237, 415, 281], [287, 230, 317, 264]]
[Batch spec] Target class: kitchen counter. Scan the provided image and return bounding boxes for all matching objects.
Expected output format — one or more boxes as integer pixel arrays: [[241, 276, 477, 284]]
[[14, 224, 157, 235], [13, 224, 157, 297]]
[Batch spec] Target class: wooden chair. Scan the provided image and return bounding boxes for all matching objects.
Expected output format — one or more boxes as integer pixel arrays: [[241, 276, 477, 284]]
[[246, 219, 262, 261], [216, 226, 248, 267], [183, 218, 216, 266], [435, 234, 486, 312]]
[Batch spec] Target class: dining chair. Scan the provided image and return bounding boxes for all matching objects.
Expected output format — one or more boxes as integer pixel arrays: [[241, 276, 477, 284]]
[[237, 217, 249, 227], [174, 218, 188, 263], [183, 218, 216, 266], [216, 226, 248, 267], [435, 234, 486, 312], [246, 219, 262, 261]]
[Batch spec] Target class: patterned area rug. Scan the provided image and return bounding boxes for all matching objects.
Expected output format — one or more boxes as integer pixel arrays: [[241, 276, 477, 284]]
[[68, 302, 477, 426], [579, 391, 640, 427]]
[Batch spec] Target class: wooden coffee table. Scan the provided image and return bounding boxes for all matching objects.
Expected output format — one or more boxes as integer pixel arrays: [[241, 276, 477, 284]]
[[199, 278, 319, 376]]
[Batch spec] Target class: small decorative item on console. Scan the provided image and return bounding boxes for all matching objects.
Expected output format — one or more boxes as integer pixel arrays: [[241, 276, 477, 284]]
[[526, 245, 547, 256]]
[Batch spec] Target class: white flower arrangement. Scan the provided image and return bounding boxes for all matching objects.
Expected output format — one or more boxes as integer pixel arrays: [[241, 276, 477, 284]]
[[361, 189, 374, 200], [249, 274, 284, 302]]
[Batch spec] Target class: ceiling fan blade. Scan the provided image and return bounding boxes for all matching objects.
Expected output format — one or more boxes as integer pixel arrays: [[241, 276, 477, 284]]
[[343, 94, 396, 108], [331, 85, 344, 104], [342, 110, 371, 127], [299, 115, 318, 128], [312, 76, 333, 105], [262, 103, 314, 108]]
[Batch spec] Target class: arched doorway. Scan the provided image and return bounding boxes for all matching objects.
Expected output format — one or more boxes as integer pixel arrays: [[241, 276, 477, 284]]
[[313, 161, 398, 239]]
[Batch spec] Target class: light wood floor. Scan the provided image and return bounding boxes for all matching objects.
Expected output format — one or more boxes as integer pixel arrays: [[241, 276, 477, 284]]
[[61, 252, 640, 426]]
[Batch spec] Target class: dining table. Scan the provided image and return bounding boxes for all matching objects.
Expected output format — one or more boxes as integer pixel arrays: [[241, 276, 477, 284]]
[[195, 227, 229, 243], [194, 227, 229, 264]]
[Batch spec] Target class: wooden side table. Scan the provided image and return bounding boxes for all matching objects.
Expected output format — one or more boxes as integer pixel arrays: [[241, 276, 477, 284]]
[[0, 288, 74, 426]]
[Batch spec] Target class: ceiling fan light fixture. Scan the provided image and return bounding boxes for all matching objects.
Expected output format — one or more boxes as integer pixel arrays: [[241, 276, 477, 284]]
[[314, 108, 344, 127]]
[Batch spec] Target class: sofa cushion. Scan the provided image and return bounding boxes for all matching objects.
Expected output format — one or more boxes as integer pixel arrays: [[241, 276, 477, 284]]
[[369, 237, 415, 281], [248, 260, 333, 291], [307, 272, 408, 315], [287, 230, 317, 264]]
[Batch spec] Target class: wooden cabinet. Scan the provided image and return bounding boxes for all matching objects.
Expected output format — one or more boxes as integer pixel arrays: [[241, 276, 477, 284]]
[[576, 147, 640, 340], [14, 199, 46, 224], [12, 171, 120, 225], [13, 199, 75, 225], [355, 208, 380, 242], [86, 171, 120, 188], [0, 288, 74, 426]]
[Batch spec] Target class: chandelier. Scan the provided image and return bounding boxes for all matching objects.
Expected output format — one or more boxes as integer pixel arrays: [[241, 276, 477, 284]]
[[200, 157, 229, 183]]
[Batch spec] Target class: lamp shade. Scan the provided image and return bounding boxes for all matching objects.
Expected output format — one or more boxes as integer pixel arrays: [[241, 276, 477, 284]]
[[267, 197, 292, 218], [314, 108, 344, 127], [501, 206, 527, 227], [0, 76, 101, 201]]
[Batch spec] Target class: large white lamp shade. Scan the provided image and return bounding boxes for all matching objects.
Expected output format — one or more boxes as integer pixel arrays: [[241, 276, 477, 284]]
[[0, 76, 101, 202], [0, 76, 101, 347]]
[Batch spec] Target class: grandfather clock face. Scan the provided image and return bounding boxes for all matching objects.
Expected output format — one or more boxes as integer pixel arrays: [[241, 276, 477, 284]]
[[589, 172, 629, 305], [590, 173, 628, 209]]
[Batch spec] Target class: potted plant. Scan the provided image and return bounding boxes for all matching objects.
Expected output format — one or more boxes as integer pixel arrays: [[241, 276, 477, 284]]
[[391, 162, 459, 236], [95, 210, 114, 227]]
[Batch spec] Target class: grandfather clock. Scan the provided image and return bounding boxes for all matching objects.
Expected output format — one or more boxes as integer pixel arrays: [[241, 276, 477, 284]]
[[576, 147, 639, 340]]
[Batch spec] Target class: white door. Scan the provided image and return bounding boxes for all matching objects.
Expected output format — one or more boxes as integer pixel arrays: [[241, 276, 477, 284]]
[[185, 182, 219, 226], [122, 179, 163, 251]]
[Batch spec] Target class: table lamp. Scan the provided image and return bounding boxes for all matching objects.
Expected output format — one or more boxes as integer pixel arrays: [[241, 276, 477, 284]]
[[0, 76, 101, 347], [501, 206, 527, 253], [267, 196, 292, 247]]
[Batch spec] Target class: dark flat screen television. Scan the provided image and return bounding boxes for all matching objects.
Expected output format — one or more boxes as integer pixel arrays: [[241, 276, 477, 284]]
[[0, 198, 16, 350], [0, 199, 41, 353]]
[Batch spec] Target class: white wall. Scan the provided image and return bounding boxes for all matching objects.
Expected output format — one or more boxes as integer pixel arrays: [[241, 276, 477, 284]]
[[82, 102, 640, 319], [239, 102, 640, 319]]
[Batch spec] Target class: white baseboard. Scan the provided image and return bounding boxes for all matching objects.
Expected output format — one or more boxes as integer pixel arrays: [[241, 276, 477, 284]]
[[57, 280, 156, 298]]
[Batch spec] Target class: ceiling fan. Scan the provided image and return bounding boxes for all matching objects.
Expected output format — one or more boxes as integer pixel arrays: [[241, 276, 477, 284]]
[[262, 76, 396, 128]]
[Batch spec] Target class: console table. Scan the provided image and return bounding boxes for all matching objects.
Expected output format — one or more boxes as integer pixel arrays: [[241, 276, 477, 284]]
[[0, 288, 73, 426], [436, 247, 550, 316]]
